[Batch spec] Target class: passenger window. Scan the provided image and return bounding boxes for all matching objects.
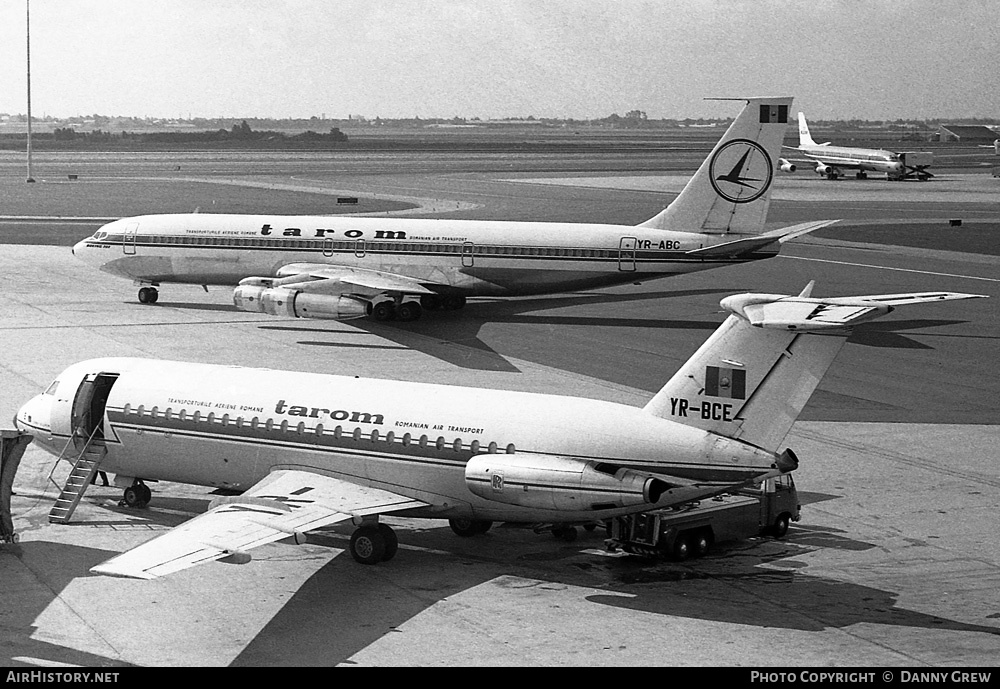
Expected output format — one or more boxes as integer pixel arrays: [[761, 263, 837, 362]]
[[436, 436, 446, 450], [402, 433, 412, 446], [352, 427, 362, 441], [371, 429, 380, 443], [419, 434, 428, 448], [222, 414, 230, 426], [250, 417, 259, 429], [297, 421, 305, 435], [150, 407, 159, 418], [123, 403, 132, 414], [488, 442, 498, 454], [452, 438, 462, 452], [315, 423, 324, 436], [334, 425, 343, 439], [279, 420, 288, 433], [470, 440, 480, 453], [265, 419, 273, 431], [506, 443, 515, 454]]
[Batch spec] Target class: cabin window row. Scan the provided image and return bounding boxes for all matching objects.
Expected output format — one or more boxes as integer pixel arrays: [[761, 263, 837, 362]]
[[122, 403, 515, 454], [128, 235, 621, 258]]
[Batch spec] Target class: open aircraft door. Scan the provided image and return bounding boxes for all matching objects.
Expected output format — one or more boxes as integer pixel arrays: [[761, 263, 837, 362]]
[[123, 222, 138, 255], [70, 373, 119, 450], [619, 236, 637, 272]]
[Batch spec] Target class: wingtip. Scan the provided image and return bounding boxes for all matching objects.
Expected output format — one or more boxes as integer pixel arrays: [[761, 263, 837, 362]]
[[90, 563, 157, 580]]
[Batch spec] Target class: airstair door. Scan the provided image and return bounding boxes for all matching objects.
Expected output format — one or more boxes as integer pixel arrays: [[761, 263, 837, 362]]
[[619, 236, 637, 272], [70, 373, 119, 450], [123, 222, 138, 255]]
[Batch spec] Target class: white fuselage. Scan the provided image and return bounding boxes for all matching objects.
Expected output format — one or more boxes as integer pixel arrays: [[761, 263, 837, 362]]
[[801, 145, 904, 176], [17, 357, 777, 523], [72, 213, 776, 296]]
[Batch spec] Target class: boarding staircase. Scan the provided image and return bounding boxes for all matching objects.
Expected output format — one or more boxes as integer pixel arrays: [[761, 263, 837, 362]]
[[47, 426, 107, 524]]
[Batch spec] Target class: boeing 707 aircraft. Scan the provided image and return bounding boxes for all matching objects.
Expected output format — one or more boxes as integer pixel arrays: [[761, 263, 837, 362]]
[[72, 97, 837, 322], [778, 112, 927, 181], [15, 284, 984, 578]]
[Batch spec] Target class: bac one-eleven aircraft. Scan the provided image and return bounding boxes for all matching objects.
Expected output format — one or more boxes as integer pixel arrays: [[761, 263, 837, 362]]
[[15, 284, 983, 578], [72, 97, 837, 322]]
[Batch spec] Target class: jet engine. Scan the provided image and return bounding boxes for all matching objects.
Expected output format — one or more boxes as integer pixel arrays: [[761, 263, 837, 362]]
[[233, 285, 369, 320], [465, 454, 671, 512], [814, 162, 831, 176], [778, 158, 796, 173]]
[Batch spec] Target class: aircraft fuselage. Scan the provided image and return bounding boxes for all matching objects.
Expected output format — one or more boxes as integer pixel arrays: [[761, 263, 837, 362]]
[[17, 357, 778, 524], [73, 214, 776, 296]]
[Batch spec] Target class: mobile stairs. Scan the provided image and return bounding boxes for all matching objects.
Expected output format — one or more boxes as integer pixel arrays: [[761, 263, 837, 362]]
[[47, 426, 107, 524]]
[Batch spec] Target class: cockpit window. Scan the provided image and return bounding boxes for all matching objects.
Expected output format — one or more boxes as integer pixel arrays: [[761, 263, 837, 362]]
[[93, 231, 108, 241], [43, 379, 60, 396]]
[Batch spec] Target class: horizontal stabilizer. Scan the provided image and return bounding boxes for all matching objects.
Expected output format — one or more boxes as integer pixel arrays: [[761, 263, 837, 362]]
[[685, 220, 838, 258], [721, 288, 987, 332]]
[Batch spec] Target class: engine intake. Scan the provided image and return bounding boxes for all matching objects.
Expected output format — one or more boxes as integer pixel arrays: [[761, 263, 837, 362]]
[[465, 454, 670, 512]]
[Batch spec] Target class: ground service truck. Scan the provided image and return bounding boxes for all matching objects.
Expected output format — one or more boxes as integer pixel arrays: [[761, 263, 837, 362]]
[[605, 475, 800, 560]]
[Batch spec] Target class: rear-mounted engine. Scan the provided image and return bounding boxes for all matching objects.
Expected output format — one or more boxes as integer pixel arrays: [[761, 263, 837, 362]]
[[465, 454, 670, 512]]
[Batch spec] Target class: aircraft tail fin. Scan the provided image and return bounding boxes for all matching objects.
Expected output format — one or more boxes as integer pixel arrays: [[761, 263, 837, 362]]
[[643, 286, 985, 452], [797, 112, 818, 148], [639, 97, 792, 236]]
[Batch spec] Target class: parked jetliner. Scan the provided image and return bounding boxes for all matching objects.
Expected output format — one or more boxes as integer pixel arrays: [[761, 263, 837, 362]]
[[778, 112, 913, 181], [15, 284, 983, 578], [72, 97, 836, 322]]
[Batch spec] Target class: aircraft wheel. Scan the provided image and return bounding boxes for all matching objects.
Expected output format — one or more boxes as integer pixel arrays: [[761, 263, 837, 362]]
[[420, 295, 444, 311], [137, 287, 158, 304], [350, 525, 386, 564], [771, 513, 791, 539], [442, 295, 466, 311], [370, 301, 396, 321], [672, 533, 691, 561], [396, 301, 422, 322], [856, 171, 867, 180], [449, 518, 492, 537], [137, 482, 152, 505], [377, 523, 399, 561], [123, 485, 148, 508]]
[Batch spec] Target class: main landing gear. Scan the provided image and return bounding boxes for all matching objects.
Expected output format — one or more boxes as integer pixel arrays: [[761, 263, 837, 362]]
[[137, 286, 159, 304], [120, 480, 151, 508], [349, 521, 400, 564], [368, 295, 467, 322]]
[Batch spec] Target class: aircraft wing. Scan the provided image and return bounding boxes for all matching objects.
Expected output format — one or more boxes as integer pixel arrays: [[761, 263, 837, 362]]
[[684, 220, 838, 258], [272, 263, 444, 295], [90, 469, 428, 579]]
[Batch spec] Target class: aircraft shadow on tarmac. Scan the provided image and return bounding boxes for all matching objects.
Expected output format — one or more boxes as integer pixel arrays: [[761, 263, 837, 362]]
[[848, 319, 972, 350], [226, 521, 1000, 666], [1, 540, 136, 667], [256, 287, 732, 373]]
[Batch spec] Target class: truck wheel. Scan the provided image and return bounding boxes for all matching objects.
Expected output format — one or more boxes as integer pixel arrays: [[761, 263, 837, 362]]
[[771, 514, 790, 539], [691, 531, 710, 557], [672, 534, 691, 561]]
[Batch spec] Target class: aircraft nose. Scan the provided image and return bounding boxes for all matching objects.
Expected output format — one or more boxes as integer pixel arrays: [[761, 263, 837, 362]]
[[15, 394, 49, 435]]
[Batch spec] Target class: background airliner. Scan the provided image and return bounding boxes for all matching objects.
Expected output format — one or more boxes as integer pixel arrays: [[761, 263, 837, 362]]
[[72, 97, 835, 322], [15, 284, 983, 578], [779, 112, 916, 181]]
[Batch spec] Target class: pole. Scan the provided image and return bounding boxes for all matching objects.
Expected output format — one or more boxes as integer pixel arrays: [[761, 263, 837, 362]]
[[26, 0, 35, 183]]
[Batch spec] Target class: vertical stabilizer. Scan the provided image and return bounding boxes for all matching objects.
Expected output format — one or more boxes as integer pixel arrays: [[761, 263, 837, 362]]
[[797, 112, 817, 147], [643, 314, 845, 452], [639, 97, 791, 235], [644, 286, 985, 452]]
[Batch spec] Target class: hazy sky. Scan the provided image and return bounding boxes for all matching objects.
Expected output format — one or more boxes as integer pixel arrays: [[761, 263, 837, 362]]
[[1, 0, 997, 121]]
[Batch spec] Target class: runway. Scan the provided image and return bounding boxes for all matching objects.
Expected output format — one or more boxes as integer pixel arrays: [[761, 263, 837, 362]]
[[0, 149, 998, 666]]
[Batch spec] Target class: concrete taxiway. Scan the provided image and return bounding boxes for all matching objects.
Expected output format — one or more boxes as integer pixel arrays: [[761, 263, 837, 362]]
[[1, 159, 998, 667]]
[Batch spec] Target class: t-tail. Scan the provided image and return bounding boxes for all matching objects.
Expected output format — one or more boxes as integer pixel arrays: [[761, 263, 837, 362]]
[[798, 112, 819, 148], [643, 283, 986, 453], [639, 97, 791, 236]]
